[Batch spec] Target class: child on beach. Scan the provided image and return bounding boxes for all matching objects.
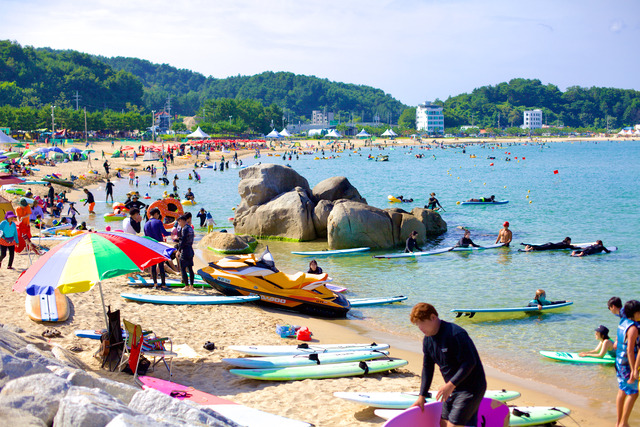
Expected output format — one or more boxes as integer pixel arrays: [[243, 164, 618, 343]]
[[615, 300, 640, 427], [579, 325, 615, 358], [206, 212, 216, 232], [527, 289, 568, 310]]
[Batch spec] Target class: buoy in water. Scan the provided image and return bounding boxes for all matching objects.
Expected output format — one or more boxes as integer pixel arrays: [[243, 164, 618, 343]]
[[456, 201, 461, 205], [504, 186, 507, 188], [490, 163, 494, 166], [529, 200, 532, 204]]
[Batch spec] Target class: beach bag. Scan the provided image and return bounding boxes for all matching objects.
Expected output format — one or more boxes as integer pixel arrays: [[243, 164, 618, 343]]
[[296, 327, 312, 341], [99, 332, 110, 359]]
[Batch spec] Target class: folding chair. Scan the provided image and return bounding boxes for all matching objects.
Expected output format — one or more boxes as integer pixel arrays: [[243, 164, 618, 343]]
[[121, 319, 177, 381], [100, 307, 124, 372]]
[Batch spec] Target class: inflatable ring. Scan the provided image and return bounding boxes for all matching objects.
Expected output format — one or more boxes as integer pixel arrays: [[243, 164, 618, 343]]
[[112, 202, 129, 213], [147, 198, 184, 229], [104, 213, 127, 222], [181, 199, 196, 206]]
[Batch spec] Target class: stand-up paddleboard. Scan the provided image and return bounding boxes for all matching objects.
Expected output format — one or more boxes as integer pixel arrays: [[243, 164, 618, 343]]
[[381, 402, 442, 426], [120, 293, 260, 305], [127, 276, 210, 288], [451, 301, 573, 318], [460, 200, 509, 205], [230, 359, 407, 381], [25, 288, 70, 322], [291, 247, 370, 256], [348, 296, 408, 307], [374, 247, 454, 259], [451, 243, 506, 251], [539, 350, 615, 365], [377, 405, 569, 426], [138, 375, 311, 427], [334, 389, 521, 409], [223, 350, 389, 369], [228, 342, 391, 357]]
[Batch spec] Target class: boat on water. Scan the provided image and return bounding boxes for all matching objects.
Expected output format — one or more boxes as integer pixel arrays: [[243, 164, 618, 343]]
[[198, 248, 351, 318]]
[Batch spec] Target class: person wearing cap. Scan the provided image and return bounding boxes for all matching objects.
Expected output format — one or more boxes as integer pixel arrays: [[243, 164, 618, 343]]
[[495, 221, 512, 246], [0, 212, 18, 269], [83, 189, 96, 214], [579, 325, 615, 359], [124, 194, 147, 211], [426, 192, 443, 211]]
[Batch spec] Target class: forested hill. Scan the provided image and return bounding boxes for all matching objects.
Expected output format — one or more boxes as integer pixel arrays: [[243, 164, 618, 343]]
[[96, 56, 407, 121]]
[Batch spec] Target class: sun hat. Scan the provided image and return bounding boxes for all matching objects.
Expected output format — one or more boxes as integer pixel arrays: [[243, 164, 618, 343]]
[[595, 325, 609, 336], [19, 198, 28, 207], [5, 211, 16, 219]]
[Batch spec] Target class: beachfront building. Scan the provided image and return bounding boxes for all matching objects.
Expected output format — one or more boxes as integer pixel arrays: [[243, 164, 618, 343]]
[[416, 102, 444, 134], [311, 110, 334, 126], [522, 109, 543, 129]]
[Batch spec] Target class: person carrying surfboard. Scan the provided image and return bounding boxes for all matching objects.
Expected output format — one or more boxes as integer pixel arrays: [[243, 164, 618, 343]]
[[409, 303, 486, 427], [579, 325, 615, 359]]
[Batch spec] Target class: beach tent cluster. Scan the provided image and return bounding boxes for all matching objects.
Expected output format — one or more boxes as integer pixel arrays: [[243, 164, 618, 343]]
[[0, 129, 19, 144], [381, 129, 397, 137], [617, 127, 640, 136], [265, 128, 290, 138]]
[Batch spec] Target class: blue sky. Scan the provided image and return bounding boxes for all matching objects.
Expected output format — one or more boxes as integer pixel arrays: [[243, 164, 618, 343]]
[[1, 0, 638, 106]]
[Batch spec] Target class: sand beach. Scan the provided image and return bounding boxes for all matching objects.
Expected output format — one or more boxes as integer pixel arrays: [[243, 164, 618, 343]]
[[0, 135, 634, 426]]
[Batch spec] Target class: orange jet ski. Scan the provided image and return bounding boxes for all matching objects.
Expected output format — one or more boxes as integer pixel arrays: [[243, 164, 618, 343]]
[[198, 248, 350, 318]]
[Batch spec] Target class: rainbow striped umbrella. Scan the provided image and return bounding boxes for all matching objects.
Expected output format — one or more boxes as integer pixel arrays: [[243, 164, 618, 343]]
[[13, 231, 174, 325]]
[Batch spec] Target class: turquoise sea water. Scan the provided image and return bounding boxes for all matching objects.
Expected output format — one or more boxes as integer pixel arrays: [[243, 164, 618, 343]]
[[90, 140, 639, 408]]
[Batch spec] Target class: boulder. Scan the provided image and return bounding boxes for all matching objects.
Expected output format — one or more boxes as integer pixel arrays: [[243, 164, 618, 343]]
[[0, 327, 31, 355], [384, 208, 405, 245], [53, 386, 137, 427], [237, 164, 310, 208], [234, 188, 317, 241], [51, 345, 89, 370], [198, 232, 257, 254], [312, 200, 334, 238], [0, 353, 50, 390], [410, 208, 447, 236], [0, 407, 46, 427], [128, 388, 238, 426], [312, 176, 366, 204], [14, 344, 70, 370], [327, 201, 395, 249], [399, 214, 427, 245], [67, 370, 139, 405], [0, 373, 71, 425]]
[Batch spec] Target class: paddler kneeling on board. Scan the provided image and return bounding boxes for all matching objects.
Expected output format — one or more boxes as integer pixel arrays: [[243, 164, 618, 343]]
[[404, 230, 423, 253], [527, 289, 568, 310], [570, 240, 611, 257], [578, 325, 615, 359], [409, 303, 487, 426], [454, 229, 480, 248]]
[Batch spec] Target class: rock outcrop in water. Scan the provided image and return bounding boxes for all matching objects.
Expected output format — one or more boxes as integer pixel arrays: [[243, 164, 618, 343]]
[[233, 163, 446, 248]]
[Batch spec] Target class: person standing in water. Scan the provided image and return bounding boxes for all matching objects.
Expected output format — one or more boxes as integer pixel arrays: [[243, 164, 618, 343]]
[[455, 229, 480, 248], [615, 300, 640, 427], [307, 260, 323, 274], [495, 221, 512, 246]]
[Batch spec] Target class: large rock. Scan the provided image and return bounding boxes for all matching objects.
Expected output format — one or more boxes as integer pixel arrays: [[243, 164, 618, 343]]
[[384, 208, 405, 245], [0, 407, 46, 427], [327, 201, 395, 249], [234, 188, 316, 241], [197, 232, 257, 254], [67, 370, 139, 405], [410, 208, 447, 235], [237, 164, 310, 208], [0, 326, 31, 355], [312, 200, 334, 238], [312, 176, 366, 204], [0, 353, 50, 390], [107, 413, 181, 427], [399, 214, 426, 246], [53, 386, 137, 427], [128, 388, 238, 426], [0, 373, 71, 425], [14, 344, 70, 370]]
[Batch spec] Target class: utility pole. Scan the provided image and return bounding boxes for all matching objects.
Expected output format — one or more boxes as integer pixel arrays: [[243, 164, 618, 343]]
[[229, 116, 232, 125], [74, 91, 81, 110], [166, 96, 172, 129], [84, 107, 88, 143], [151, 110, 156, 142], [51, 105, 56, 141], [497, 113, 500, 129]]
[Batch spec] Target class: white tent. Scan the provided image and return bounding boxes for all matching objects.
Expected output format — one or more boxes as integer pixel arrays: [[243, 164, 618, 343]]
[[143, 150, 161, 161], [187, 127, 210, 139], [381, 128, 397, 137], [279, 128, 291, 137], [0, 130, 19, 144], [356, 129, 371, 138], [325, 129, 342, 138], [266, 129, 281, 138]]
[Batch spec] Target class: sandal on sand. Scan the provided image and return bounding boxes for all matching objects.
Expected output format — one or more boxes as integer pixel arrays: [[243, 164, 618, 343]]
[[203, 341, 215, 351], [42, 328, 62, 338]]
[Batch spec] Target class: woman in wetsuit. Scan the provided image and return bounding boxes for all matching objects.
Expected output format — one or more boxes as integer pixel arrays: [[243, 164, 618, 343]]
[[426, 192, 442, 210]]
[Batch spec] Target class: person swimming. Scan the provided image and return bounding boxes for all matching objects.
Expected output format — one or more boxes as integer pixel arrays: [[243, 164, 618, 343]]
[[579, 325, 616, 359], [571, 240, 611, 257], [522, 237, 579, 252], [527, 289, 568, 310], [466, 195, 496, 203], [307, 259, 323, 274]]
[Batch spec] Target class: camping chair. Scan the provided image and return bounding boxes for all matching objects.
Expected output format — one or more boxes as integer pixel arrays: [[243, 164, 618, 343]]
[[100, 307, 124, 372], [120, 319, 177, 381]]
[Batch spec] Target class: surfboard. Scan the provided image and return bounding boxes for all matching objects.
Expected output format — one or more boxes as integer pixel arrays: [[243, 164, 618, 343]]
[[127, 276, 210, 288], [348, 295, 408, 307], [451, 243, 506, 251], [380, 402, 442, 426], [120, 293, 260, 305], [334, 389, 521, 409], [460, 200, 509, 205], [376, 405, 568, 426], [539, 350, 615, 365], [25, 288, 70, 322], [451, 301, 573, 317], [326, 283, 347, 293], [223, 350, 390, 369], [138, 375, 311, 427], [228, 342, 391, 357], [290, 247, 371, 256], [229, 359, 407, 381], [373, 247, 454, 259]]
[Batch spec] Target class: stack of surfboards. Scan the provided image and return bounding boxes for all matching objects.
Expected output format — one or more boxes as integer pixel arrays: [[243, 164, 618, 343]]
[[333, 390, 571, 426], [224, 343, 407, 381]]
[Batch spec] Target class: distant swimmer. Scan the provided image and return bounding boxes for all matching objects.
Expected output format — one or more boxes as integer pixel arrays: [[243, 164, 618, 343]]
[[425, 192, 443, 211], [495, 221, 512, 246], [522, 237, 580, 252], [454, 229, 480, 248], [571, 240, 611, 257], [404, 230, 423, 253], [396, 195, 414, 203], [466, 195, 495, 203]]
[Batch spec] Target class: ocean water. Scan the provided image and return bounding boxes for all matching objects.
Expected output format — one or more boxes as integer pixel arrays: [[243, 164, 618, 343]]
[[89, 140, 639, 406]]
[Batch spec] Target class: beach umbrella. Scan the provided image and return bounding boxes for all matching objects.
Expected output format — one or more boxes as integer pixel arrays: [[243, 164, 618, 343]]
[[13, 231, 175, 327], [50, 147, 65, 154], [65, 147, 83, 154]]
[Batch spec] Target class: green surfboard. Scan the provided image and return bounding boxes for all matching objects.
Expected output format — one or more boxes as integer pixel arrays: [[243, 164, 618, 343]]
[[540, 350, 615, 365]]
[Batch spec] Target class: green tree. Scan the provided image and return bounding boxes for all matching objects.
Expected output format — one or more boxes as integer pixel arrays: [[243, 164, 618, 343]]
[[398, 107, 416, 129]]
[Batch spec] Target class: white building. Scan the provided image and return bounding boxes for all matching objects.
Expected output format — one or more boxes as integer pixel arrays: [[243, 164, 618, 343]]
[[311, 110, 334, 125], [522, 109, 543, 129], [416, 102, 444, 134]]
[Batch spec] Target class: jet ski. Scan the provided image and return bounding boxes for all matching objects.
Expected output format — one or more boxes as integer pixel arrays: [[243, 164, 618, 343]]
[[198, 247, 351, 318]]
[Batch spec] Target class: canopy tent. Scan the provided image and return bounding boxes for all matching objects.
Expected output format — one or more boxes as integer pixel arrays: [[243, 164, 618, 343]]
[[187, 127, 210, 139], [325, 129, 342, 138], [142, 150, 161, 161], [0, 130, 19, 144], [381, 128, 397, 137], [279, 128, 291, 137], [356, 129, 371, 138], [266, 129, 281, 138]]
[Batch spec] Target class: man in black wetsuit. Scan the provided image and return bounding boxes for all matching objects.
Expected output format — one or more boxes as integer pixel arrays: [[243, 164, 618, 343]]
[[455, 229, 480, 248], [426, 192, 443, 210], [405, 230, 423, 253], [410, 303, 487, 426], [522, 237, 579, 252], [571, 240, 611, 257], [105, 178, 115, 202], [124, 195, 147, 212]]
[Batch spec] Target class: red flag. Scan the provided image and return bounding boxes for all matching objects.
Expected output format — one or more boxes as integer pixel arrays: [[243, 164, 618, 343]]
[[553, 170, 559, 174]]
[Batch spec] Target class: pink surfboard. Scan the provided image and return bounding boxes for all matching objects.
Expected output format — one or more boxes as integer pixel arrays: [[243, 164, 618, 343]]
[[382, 401, 443, 426], [477, 398, 509, 427]]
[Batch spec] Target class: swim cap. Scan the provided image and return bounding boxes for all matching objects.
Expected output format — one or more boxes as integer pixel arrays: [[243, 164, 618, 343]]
[[503, 221, 509, 227]]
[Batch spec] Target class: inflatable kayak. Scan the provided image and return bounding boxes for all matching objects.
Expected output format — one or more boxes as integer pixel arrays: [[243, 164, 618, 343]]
[[291, 247, 370, 256], [451, 301, 573, 318], [460, 200, 508, 205], [181, 199, 197, 206], [334, 389, 520, 409], [539, 350, 615, 365]]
